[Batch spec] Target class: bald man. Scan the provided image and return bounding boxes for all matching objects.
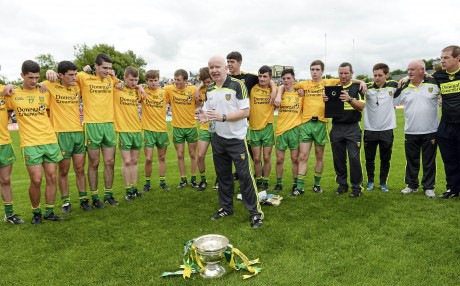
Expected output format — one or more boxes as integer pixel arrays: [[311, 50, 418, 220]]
[[196, 56, 263, 229], [394, 60, 440, 198]]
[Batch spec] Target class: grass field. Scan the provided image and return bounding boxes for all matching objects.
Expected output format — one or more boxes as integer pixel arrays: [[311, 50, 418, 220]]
[[1, 108, 458, 286]]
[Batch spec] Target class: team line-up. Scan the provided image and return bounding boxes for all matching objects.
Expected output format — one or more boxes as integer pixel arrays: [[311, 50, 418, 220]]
[[0, 45, 459, 229]]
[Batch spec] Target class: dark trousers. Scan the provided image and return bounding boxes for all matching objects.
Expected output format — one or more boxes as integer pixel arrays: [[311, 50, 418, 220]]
[[330, 123, 363, 192], [437, 121, 460, 194], [363, 130, 394, 184], [211, 134, 262, 219], [404, 133, 437, 190]]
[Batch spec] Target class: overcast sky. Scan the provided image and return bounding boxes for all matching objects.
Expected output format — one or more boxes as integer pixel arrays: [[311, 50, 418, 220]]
[[0, 0, 458, 81]]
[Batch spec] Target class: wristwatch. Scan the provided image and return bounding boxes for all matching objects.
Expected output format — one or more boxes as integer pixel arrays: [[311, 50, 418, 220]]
[[347, 97, 354, 103], [222, 114, 227, 122]]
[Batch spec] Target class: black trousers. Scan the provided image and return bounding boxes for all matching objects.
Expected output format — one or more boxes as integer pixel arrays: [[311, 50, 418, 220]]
[[330, 123, 363, 192], [404, 133, 437, 190], [211, 134, 262, 219], [363, 130, 394, 184], [437, 121, 460, 194]]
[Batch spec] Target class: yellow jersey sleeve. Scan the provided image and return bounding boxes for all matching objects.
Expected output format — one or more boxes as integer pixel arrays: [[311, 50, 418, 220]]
[[0, 85, 12, 144], [165, 85, 197, 128], [5, 87, 57, 147], [198, 86, 209, 131], [113, 86, 141, 132], [77, 72, 115, 123]]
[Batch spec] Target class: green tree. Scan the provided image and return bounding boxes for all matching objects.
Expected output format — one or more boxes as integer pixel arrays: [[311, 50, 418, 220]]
[[356, 74, 371, 83], [424, 57, 441, 71], [36, 54, 57, 82], [73, 44, 147, 82]]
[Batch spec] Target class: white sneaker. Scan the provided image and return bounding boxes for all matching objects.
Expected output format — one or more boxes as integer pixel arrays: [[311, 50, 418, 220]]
[[425, 189, 436, 198], [401, 187, 417, 194]]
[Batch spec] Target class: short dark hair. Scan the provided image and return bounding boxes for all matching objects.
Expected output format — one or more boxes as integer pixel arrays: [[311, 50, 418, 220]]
[[281, 68, 295, 78], [442, 45, 460, 58], [145, 70, 159, 80], [339, 62, 353, 73], [21, 60, 40, 74], [124, 66, 139, 78], [226, 51, 242, 62], [57, 61, 77, 74], [258, 65, 272, 76], [199, 67, 210, 80], [310, 60, 325, 71], [174, 69, 188, 80], [373, 63, 389, 74], [95, 53, 112, 65]]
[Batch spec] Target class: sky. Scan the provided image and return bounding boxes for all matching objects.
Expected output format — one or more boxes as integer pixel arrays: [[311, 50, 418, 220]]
[[0, 0, 458, 81]]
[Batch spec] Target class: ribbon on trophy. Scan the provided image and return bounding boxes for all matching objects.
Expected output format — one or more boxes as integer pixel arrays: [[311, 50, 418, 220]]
[[161, 238, 262, 279], [225, 246, 262, 279]]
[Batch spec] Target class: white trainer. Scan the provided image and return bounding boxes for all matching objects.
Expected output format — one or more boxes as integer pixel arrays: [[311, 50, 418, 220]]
[[401, 187, 417, 194], [425, 189, 436, 198]]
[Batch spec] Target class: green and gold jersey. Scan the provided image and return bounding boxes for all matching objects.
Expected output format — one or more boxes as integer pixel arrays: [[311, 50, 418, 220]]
[[5, 87, 57, 147], [275, 91, 302, 136], [113, 85, 141, 132], [42, 80, 82, 132], [249, 84, 274, 130], [165, 85, 197, 128], [141, 87, 169, 132], [294, 79, 340, 123], [0, 85, 12, 144], [76, 71, 118, 123], [199, 85, 209, 131]]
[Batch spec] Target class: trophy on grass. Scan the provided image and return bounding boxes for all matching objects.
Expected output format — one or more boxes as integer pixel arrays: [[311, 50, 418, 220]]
[[193, 234, 229, 278]]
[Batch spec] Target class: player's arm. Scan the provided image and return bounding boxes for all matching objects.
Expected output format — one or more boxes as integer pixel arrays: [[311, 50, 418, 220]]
[[2, 84, 15, 96], [351, 79, 367, 92], [269, 80, 277, 104], [274, 85, 284, 107], [340, 90, 365, 111]]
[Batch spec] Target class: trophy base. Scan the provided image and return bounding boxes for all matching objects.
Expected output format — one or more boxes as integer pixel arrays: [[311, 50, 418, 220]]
[[200, 265, 226, 278]]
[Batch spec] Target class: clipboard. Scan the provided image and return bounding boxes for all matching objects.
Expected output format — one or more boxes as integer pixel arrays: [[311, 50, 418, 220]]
[[324, 86, 344, 118]]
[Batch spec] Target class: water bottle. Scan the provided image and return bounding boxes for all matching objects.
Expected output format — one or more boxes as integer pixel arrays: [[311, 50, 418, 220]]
[[208, 109, 216, 133]]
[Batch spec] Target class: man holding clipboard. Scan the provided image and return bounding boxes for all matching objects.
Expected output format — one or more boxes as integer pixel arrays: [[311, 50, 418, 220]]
[[323, 62, 366, 198]]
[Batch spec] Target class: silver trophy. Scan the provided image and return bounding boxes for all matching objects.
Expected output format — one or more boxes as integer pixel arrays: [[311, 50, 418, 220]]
[[193, 234, 229, 278]]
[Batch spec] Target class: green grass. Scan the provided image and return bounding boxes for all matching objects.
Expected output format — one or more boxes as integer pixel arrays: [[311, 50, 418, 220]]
[[1, 109, 458, 286]]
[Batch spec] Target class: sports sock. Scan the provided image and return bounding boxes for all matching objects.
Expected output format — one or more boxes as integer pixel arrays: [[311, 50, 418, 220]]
[[4, 202, 13, 217], [314, 172, 322, 186], [297, 174, 305, 190], [91, 190, 99, 201]]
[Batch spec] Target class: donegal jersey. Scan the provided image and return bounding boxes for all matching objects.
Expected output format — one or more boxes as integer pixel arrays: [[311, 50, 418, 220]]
[[76, 71, 118, 123], [0, 85, 11, 144], [275, 91, 302, 136], [249, 84, 274, 130], [141, 87, 169, 132], [295, 79, 340, 123], [393, 78, 439, 134], [5, 87, 57, 147], [363, 81, 398, 131], [331, 82, 365, 125], [433, 67, 460, 123], [164, 85, 197, 128], [42, 80, 83, 132], [113, 85, 141, 132], [198, 85, 209, 131]]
